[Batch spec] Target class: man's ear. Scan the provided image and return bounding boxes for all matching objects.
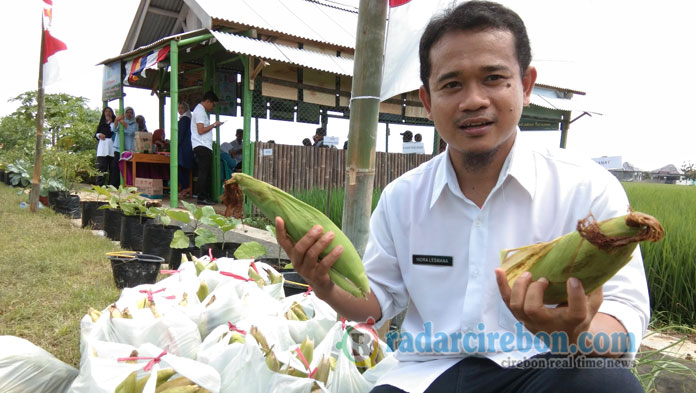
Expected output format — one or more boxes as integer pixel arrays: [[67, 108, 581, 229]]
[[521, 66, 537, 107], [419, 85, 433, 120]]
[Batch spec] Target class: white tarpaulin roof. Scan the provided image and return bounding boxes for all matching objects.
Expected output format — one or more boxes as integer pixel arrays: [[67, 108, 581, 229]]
[[195, 0, 358, 49], [212, 30, 354, 76]]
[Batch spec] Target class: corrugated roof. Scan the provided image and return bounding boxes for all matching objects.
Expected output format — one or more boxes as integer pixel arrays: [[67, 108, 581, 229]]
[[529, 93, 601, 115], [212, 31, 354, 76], [197, 0, 358, 49]]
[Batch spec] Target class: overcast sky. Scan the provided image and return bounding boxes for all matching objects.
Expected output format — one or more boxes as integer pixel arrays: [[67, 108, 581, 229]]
[[1, 0, 695, 171]]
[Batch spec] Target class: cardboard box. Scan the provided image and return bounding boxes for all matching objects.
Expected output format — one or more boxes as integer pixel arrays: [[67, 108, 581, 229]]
[[134, 131, 153, 153], [135, 177, 163, 199]]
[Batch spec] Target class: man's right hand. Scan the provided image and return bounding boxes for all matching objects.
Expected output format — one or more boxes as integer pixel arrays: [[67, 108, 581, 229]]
[[274, 216, 343, 299]]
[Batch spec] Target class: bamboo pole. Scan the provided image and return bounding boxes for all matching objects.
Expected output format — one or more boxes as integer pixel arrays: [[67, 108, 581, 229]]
[[29, 21, 47, 213], [169, 40, 179, 208], [342, 0, 388, 254]]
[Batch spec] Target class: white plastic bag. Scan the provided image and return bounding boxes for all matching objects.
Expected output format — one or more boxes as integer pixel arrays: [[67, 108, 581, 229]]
[[0, 336, 78, 393], [82, 301, 202, 359], [281, 292, 337, 344], [70, 341, 221, 393]]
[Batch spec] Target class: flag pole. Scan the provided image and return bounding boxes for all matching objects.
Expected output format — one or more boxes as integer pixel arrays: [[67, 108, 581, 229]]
[[29, 18, 47, 213], [341, 0, 388, 254]]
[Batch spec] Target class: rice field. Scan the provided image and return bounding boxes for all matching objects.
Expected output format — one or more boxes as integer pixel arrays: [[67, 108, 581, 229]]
[[623, 182, 696, 327]]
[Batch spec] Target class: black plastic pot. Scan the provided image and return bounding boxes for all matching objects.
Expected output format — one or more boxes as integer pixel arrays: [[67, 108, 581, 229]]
[[108, 252, 164, 289], [0, 170, 5, 184], [255, 257, 293, 272], [142, 223, 180, 263], [168, 232, 198, 270], [120, 214, 153, 251], [282, 271, 309, 296], [55, 194, 81, 218], [48, 190, 66, 210], [103, 208, 123, 241], [199, 242, 242, 259], [81, 201, 107, 229]]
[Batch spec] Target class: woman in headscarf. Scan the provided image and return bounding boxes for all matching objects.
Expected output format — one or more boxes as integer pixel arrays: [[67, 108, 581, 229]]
[[95, 106, 115, 186], [135, 114, 148, 132], [114, 106, 138, 153], [177, 101, 194, 198]]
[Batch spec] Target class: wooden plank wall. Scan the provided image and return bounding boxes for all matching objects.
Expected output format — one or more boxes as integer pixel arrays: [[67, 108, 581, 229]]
[[253, 143, 434, 191]]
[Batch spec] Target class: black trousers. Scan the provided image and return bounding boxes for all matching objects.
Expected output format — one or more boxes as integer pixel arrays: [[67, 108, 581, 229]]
[[370, 354, 644, 393], [96, 155, 112, 186], [109, 152, 121, 188], [193, 146, 212, 199]]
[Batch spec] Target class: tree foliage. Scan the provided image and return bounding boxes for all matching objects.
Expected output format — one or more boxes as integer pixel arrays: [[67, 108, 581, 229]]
[[0, 91, 100, 160], [681, 161, 696, 181]]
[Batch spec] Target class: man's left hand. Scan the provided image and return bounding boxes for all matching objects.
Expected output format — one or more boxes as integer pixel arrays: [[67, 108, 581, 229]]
[[494, 269, 603, 350]]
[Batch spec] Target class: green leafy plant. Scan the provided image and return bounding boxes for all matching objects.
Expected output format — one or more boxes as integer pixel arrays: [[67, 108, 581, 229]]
[[170, 200, 217, 249], [233, 241, 267, 260], [7, 159, 31, 189], [168, 200, 241, 249], [95, 185, 140, 210]]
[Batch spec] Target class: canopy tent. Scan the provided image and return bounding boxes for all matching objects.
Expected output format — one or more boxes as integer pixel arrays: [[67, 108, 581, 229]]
[[99, 0, 597, 208]]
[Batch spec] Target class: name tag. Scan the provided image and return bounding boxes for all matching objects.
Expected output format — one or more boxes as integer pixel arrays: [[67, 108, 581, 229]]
[[412, 254, 453, 266]]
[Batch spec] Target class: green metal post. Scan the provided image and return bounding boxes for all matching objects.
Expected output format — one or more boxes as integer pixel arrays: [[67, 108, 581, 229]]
[[559, 111, 570, 149], [119, 97, 125, 186], [203, 55, 220, 202], [242, 56, 253, 216], [342, 0, 388, 254], [169, 40, 179, 208]]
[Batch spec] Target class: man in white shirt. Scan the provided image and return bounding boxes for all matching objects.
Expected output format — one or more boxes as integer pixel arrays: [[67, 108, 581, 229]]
[[275, 1, 648, 392], [191, 91, 223, 206]]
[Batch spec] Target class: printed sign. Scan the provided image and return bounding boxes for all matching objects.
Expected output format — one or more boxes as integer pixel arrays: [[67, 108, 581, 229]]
[[324, 136, 339, 147], [102, 62, 122, 101], [262, 148, 273, 156], [403, 142, 424, 154], [592, 156, 622, 170]]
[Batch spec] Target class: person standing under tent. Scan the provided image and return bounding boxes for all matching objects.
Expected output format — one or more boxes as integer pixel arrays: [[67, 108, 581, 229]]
[[94, 107, 115, 186], [191, 91, 223, 206]]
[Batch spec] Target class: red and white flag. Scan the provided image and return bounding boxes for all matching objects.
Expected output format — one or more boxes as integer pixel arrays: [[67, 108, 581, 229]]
[[380, 0, 462, 101], [42, 0, 67, 87]]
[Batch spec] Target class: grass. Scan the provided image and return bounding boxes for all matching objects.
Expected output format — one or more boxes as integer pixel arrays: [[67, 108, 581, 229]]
[[0, 184, 121, 367], [632, 325, 696, 392], [623, 182, 696, 327]]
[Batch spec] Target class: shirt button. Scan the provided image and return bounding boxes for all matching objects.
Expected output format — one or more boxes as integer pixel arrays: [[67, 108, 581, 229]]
[[471, 268, 479, 278], [474, 219, 481, 227]]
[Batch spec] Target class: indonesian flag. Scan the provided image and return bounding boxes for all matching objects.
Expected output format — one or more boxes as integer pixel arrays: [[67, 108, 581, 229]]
[[42, 0, 67, 88], [123, 46, 171, 85], [380, 0, 462, 100]]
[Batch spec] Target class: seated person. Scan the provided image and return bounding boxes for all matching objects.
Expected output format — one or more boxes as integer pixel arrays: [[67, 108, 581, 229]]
[[152, 128, 169, 152]]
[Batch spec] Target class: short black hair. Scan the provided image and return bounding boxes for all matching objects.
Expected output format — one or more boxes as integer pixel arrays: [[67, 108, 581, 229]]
[[202, 90, 219, 103], [419, 1, 531, 92], [315, 128, 326, 137]]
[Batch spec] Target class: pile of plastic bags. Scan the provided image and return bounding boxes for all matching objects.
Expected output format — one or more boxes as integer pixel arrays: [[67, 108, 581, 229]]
[[1, 256, 396, 393]]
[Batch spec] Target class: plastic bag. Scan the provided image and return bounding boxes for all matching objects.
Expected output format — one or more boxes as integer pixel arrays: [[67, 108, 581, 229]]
[[281, 292, 337, 344], [0, 336, 78, 393], [80, 298, 202, 360], [70, 341, 221, 393]]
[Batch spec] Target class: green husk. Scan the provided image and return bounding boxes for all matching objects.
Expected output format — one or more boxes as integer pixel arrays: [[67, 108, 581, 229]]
[[501, 211, 664, 304], [229, 173, 370, 298]]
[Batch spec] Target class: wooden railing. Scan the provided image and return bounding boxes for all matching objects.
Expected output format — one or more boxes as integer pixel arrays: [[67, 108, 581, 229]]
[[253, 142, 434, 191]]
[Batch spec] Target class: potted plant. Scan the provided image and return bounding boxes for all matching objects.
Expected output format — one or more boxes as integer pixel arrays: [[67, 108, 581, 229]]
[[7, 159, 31, 189], [168, 200, 242, 260], [142, 206, 190, 267], [80, 185, 110, 230], [97, 185, 140, 241], [118, 196, 157, 251], [198, 213, 243, 258], [48, 151, 98, 218]]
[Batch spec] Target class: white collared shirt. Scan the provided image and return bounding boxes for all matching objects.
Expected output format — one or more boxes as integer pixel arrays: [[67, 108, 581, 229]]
[[364, 132, 650, 392], [190, 103, 212, 150]]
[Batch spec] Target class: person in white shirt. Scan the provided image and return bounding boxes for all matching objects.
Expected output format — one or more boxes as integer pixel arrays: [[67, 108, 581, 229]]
[[275, 1, 648, 392], [191, 91, 223, 206], [95, 106, 116, 186]]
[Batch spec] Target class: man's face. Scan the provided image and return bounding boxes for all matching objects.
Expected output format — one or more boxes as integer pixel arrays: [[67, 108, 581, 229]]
[[202, 99, 216, 112], [419, 29, 535, 164], [236, 131, 243, 141]]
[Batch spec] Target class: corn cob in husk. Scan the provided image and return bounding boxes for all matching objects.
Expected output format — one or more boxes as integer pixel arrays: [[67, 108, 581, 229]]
[[229, 173, 370, 298], [501, 211, 664, 304]]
